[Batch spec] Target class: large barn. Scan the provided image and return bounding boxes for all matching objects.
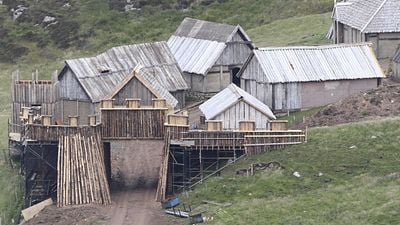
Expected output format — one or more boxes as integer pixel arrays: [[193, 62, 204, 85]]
[[329, 0, 400, 59], [168, 18, 254, 94], [199, 84, 276, 130], [238, 43, 385, 112], [55, 41, 188, 124]]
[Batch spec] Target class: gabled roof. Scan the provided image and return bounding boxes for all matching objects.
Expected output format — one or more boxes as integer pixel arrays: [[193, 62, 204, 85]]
[[168, 36, 226, 75], [199, 84, 276, 120], [60, 41, 188, 102], [169, 18, 253, 75], [108, 66, 178, 108], [240, 43, 385, 84], [334, 0, 400, 33], [174, 17, 251, 42]]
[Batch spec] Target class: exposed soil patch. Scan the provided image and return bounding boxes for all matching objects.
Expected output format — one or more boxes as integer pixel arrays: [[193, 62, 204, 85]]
[[296, 84, 400, 129], [24, 189, 182, 225]]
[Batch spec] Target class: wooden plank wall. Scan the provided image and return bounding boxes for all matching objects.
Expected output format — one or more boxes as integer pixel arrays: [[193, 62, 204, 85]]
[[23, 125, 101, 142], [11, 74, 55, 132], [101, 108, 166, 139]]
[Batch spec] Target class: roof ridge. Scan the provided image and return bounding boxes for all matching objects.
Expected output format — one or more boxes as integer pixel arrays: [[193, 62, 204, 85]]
[[257, 43, 371, 51], [361, 0, 388, 32]]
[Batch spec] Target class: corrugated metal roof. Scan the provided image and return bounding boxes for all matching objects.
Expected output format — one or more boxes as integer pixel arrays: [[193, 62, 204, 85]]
[[168, 35, 226, 75], [334, 0, 400, 33], [199, 84, 276, 120], [108, 66, 178, 107], [174, 17, 237, 42], [247, 43, 385, 84], [62, 41, 188, 102]]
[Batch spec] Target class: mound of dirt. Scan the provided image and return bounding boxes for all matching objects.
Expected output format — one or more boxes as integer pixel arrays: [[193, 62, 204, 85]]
[[297, 84, 400, 129]]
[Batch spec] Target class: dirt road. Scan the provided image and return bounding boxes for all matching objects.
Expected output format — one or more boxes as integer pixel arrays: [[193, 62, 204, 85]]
[[25, 188, 181, 225]]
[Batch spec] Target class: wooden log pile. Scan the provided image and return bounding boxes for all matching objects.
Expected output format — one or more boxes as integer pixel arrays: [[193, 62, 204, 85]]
[[155, 131, 171, 202], [57, 129, 111, 207]]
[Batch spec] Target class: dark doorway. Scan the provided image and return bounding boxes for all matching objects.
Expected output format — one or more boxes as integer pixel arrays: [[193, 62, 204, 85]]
[[103, 142, 111, 186], [231, 67, 241, 87]]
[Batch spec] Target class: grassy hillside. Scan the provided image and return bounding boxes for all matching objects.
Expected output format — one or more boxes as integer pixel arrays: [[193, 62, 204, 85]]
[[181, 118, 400, 225], [0, 0, 334, 223]]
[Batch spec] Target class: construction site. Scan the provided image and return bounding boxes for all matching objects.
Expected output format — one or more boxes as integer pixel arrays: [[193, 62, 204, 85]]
[[8, 70, 306, 223]]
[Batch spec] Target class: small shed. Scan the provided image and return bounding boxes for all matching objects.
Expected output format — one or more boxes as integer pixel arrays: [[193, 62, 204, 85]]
[[55, 41, 188, 124], [107, 66, 178, 109], [168, 18, 254, 94], [199, 84, 276, 130], [393, 48, 400, 80], [329, 0, 400, 59], [238, 43, 385, 112]]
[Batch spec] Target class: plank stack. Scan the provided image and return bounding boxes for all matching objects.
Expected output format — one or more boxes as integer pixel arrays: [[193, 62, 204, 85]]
[[57, 131, 111, 207]]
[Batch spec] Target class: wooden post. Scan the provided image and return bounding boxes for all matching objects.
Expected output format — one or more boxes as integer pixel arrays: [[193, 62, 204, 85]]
[[88, 115, 96, 126], [206, 120, 223, 131], [152, 99, 167, 108], [269, 120, 289, 131], [126, 98, 141, 109], [41, 115, 52, 126], [20, 107, 30, 120], [239, 121, 255, 131], [27, 114, 34, 124], [101, 99, 114, 108], [68, 116, 79, 127]]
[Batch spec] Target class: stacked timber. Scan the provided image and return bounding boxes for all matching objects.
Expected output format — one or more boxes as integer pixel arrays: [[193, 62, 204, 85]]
[[57, 130, 111, 206], [156, 131, 171, 202]]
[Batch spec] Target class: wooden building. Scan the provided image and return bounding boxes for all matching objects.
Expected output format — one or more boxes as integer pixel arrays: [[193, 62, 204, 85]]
[[55, 41, 188, 124], [199, 84, 276, 130], [168, 18, 254, 94], [393, 48, 400, 80], [10, 72, 55, 133], [329, 0, 400, 59], [107, 66, 178, 109], [238, 43, 385, 112]]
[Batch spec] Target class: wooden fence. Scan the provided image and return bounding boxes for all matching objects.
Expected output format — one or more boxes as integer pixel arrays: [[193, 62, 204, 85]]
[[101, 108, 166, 139], [23, 125, 101, 142]]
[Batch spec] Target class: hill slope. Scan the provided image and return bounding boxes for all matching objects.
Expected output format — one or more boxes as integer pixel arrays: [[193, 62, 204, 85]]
[[181, 118, 400, 225]]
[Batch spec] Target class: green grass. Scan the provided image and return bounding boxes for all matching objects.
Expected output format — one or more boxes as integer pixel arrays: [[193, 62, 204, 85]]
[[181, 118, 400, 225], [0, 0, 335, 223], [277, 107, 323, 127], [248, 13, 332, 47]]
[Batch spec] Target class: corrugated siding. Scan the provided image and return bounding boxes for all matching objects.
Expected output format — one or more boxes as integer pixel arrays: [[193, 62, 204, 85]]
[[251, 44, 384, 84], [199, 83, 275, 120], [61, 41, 188, 102], [214, 100, 270, 130], [168, 35, 226, 75]]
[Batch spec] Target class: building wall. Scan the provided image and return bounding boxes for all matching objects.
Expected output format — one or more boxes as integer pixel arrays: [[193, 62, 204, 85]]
[[300, 78, 378, 109], [55, 99, 95, 125], [58, 68, 90, 101], [216, 32, 252, 66], [393, 62, 400, 80], [109, 140, 164, 188], [336, 23, 400, 59], [114, 77, 156, 107], [366, 33, 400, 59], [172, 90, 185, 108], [186, 65, 230, 93], [213, 100, 271, 130]]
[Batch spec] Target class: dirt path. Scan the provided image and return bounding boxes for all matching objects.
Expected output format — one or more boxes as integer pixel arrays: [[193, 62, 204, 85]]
[[25, 188, 181, 225]]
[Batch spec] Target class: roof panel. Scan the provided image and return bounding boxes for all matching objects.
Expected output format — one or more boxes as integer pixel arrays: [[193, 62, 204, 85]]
[[168, 35, 226, 75], [63, 41, 188, 102], [253, 43, 385, 83], [199, 84, 276, 120]]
